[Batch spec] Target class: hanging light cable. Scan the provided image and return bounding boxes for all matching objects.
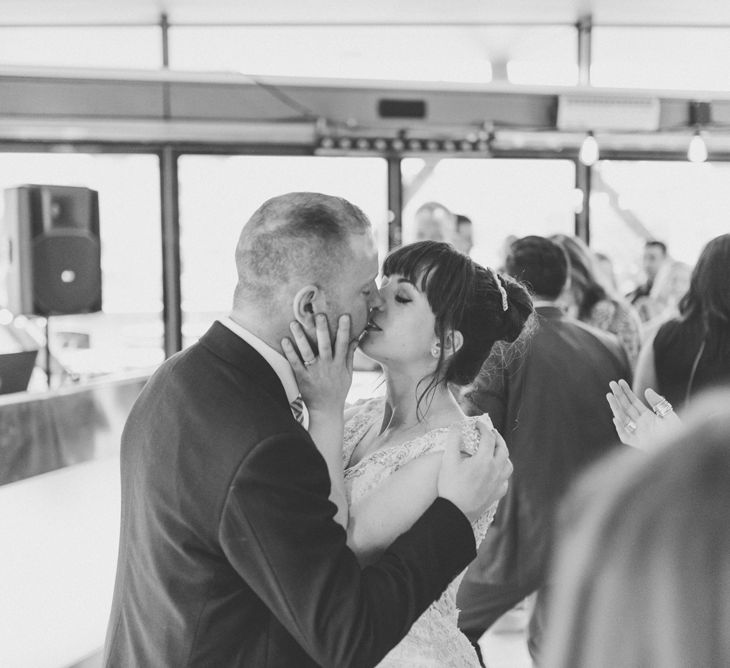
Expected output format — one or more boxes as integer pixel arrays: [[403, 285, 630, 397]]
[[579, 131, 599, 166], [687, 129, 708, 163]]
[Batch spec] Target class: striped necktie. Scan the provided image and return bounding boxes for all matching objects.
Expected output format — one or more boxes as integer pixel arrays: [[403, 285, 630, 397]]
[[290, 395, 305, 424]]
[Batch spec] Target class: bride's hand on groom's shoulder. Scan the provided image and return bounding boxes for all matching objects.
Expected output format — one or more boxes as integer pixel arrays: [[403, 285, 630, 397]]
[[281, 313, 357, 415], [437, 420, 512, 522]]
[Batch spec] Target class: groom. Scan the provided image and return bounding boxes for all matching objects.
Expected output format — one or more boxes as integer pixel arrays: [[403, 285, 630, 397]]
[[103, 192, 511, 667]]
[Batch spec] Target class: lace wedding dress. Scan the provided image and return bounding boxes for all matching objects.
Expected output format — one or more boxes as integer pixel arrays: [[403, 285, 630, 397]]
[[343, 397, 496, 667]]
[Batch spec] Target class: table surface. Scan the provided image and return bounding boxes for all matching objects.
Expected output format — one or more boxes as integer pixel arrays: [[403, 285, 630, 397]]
[[0, 457, 121, 668]]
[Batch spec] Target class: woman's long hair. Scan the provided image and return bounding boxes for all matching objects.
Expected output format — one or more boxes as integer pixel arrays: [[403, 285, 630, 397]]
[[550, 234, 609, 320], [677, 233, 730, 355]]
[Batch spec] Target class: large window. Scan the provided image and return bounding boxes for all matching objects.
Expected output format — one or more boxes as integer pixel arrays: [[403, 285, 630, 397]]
[[0, 27, 162, 69], [0, 152, 163, 387], [592, 27, 730, 91], [170, 25, 576, 85], [401, 158, 576, 269], [178, 155, 388, 345], [589, 160, 730, 293]]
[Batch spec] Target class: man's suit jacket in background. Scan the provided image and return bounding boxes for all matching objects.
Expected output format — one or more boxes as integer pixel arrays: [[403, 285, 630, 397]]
[[104, 322, 475, 668], [457, 306, 630, 635]]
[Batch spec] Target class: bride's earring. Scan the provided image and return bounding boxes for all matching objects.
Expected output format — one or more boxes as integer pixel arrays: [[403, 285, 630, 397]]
[[431, 345, 440, 358]]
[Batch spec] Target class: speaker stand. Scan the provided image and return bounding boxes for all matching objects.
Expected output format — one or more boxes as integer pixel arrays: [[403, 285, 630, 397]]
[[43, 317, 52, 389]]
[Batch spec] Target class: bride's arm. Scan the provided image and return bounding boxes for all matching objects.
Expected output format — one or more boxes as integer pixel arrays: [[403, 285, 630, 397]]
[[347, 452, 442, 565], [282, 314, 357, 529], [348, 423, 506, 566], [306, 406, 348, 528]]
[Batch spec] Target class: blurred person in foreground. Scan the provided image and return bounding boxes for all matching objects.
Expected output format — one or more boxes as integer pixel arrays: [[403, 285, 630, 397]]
[[283, 240, 533, 666], [551, 234, 642, 367], [634, 233, 730, 410], [104, 193, 513, 668], [544, 387, 730, 668], [457, 235, 631, 664]]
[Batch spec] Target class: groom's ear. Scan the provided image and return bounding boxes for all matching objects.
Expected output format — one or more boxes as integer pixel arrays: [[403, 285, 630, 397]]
[[292, 284, 319, 328]]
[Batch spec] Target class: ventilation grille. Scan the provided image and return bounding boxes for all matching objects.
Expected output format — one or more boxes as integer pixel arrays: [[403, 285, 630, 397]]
[[557, 94, 661, 131]]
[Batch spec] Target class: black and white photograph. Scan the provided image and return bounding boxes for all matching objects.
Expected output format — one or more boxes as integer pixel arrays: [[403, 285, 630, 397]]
[[0, 2, 729, 667]]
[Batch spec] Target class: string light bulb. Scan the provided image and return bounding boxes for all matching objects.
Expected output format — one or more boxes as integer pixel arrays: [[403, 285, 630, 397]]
[[687, 130, 708, 163], [579, 131, 599, 166]]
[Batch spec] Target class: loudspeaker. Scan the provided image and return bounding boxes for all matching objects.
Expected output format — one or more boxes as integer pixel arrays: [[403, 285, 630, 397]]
[[2, 185, 102, 316]]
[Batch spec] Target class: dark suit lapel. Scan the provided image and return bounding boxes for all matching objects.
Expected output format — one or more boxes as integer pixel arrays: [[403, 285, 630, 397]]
[[198, 321, 291, 413]]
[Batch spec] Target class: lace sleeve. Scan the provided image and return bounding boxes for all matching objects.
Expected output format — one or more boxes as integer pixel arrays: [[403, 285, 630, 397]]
[[461, 416, 499, 545], [422, 415, 493, 458]]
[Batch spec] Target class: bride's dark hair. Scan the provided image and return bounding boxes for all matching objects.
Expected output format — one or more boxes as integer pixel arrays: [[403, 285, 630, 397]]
[[382, 240, 534, 418]]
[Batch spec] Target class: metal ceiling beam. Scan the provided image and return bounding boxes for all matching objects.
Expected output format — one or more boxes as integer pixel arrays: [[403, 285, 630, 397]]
[[2, 67, 730, 151]]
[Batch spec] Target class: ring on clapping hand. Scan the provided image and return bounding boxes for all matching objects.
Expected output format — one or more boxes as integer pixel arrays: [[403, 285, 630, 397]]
[[303, 359, 316, 367], [624, 419, 637, 434], [652, 398, 673, 417]]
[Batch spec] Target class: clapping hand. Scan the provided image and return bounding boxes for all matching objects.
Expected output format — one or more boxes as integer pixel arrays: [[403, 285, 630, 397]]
[[606, 379, 682, 450]]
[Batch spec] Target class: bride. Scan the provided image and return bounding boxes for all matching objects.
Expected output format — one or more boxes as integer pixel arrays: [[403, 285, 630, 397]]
[[282, 240, 533, 666]]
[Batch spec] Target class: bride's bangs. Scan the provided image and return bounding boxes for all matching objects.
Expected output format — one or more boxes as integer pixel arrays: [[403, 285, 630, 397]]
[[383, 244, 438, 291], [384, 241, 471, 332], [383, 241, 464, 295]]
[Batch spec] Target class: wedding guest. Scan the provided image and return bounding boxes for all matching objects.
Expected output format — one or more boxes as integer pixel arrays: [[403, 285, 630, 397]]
[[413, 201, 458, 245], [457, 235, 630, 663], [629, 240, 691, 327], [594, 251, 619, 293], [626, 239, 668, 312], [544, 388, 730, 668], [634, 233, 730, 409], [551, 234, 641, 367], [455, 213, 474, 255]]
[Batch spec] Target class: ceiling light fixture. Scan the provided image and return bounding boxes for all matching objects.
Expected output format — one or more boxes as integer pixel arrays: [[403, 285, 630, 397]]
[[579, 131, 599, 166], [687, 101, 711, 164], [687, 130, 708, 163]]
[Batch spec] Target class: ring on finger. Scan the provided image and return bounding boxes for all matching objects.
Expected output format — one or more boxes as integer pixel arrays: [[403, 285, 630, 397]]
[[303, 358, 317, 368], [624, 419, 637, 434], [652, 398, 673, 418]]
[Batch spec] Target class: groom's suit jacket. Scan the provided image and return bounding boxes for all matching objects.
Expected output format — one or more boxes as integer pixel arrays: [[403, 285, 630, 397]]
[[104, 322, 475, 668]]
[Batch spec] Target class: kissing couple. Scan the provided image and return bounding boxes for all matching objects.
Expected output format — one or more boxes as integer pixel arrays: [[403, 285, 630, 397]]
[[104, 192, 532, 667]]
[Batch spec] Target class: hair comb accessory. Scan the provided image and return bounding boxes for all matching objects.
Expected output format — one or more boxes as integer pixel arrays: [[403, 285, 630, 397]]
[[490, 268, 509, 311]]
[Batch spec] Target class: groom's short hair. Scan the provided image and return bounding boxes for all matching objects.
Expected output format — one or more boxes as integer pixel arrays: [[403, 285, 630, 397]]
[[234, 192, 371, 305]]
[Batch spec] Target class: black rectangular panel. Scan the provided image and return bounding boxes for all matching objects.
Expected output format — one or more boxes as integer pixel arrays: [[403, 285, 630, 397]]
[[378, 98, 427, 119]]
